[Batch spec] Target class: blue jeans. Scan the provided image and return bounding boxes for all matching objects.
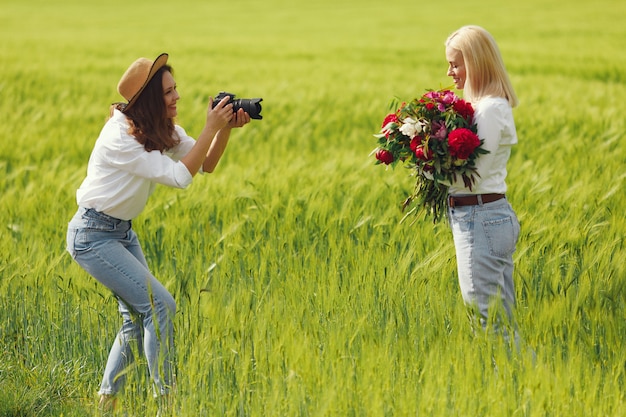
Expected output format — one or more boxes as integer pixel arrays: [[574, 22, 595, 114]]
[[448, 197, 520, 336], [66, 208, 175, 396]]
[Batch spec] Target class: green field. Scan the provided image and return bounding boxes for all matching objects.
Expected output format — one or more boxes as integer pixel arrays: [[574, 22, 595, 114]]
[[1, 0, 625, 415]]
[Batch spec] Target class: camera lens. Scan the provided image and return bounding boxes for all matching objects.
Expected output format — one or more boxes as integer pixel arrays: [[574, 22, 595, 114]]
[[212, 92, 263, 120], [233, 98, 263, 120]]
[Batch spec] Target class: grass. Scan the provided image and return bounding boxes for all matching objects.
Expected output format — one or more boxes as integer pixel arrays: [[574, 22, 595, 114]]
[[1, 0, 625, 415]]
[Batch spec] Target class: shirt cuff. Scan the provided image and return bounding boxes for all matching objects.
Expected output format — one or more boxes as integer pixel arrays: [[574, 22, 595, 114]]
[[174, 162, 194, 188]]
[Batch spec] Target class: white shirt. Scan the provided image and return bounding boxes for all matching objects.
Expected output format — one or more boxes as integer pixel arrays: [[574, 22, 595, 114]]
[[76, 109, 198, 220], [448, 96, 518, 195]]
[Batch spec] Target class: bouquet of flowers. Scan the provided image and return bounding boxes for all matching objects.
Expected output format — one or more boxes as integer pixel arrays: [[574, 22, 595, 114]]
[[373, 88, 488, 223]]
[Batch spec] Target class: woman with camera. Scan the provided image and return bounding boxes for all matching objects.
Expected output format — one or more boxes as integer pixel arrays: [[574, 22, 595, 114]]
[[66, 53, 250, 411]]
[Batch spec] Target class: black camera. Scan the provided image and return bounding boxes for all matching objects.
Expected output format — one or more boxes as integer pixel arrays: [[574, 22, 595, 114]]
[[213, 91, 263, 120]]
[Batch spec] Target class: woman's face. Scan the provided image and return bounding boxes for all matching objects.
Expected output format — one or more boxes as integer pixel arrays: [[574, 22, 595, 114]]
[[446, 46, 466, 90], [162, 71, 179, 118]]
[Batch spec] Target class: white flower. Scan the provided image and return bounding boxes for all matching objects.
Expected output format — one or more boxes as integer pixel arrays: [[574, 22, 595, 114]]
[[399, 117, 422, 138]]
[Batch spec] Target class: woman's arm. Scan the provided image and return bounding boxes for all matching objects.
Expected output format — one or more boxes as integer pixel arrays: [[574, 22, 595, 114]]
[[180, 96, 233, 176], [203, 108, 250, 173]]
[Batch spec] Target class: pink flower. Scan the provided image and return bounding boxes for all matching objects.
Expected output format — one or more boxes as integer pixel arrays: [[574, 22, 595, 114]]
[[441, 90, 457, 105], [424, 90, 456, 106], [431, 121, 448, 140]]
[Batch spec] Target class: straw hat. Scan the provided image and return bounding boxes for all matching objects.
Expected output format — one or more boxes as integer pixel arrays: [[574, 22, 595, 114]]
[[117, 53, 169, 110]]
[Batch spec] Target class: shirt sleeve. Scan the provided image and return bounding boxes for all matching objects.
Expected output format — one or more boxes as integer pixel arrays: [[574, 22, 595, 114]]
[[166, 125, 204, 175], [102, 128, 193, 189], [467, 101, 506, 188]]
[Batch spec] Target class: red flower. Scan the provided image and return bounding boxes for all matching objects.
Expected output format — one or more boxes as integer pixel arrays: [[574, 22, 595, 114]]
[[375, 149, 395, 165], [448, 128, 480, 160], [381, 113, 400, 138], [452, 100, 474, 122], [414, 146, 433, 161], [409, 136, 422, 152], [381, 113, 399, 128], [411, 136, 432, 160]]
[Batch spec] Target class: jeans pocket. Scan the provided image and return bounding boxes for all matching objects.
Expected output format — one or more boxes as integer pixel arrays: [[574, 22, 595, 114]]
[[85, 218, 116, 231], [66, 228, 78, 258], [483, 216, 518, 257]]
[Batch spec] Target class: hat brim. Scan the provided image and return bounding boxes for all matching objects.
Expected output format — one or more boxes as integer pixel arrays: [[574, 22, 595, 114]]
[[126, 53, 169, 110]]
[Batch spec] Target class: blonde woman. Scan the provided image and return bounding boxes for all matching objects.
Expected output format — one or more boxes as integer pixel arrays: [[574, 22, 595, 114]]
[[444, 26, 521, 340], [66, 53, 250, 410]]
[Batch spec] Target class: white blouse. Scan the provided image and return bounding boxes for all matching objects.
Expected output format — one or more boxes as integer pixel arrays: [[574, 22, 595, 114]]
[[76, 109, 198, 220], [448, 96, 518, 195]]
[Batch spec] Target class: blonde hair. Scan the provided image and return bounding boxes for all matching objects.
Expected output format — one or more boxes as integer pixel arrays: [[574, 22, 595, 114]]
[[445, 25, 518, 107]]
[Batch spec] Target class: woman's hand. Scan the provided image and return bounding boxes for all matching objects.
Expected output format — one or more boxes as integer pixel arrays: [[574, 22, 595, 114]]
[[191, 97, 251, 175], [228, 108, 251, 128], [206, 96, 234, 132]]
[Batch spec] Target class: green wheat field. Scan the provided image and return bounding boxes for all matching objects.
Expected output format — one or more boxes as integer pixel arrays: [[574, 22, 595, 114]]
[[1, 0, 625, 415]]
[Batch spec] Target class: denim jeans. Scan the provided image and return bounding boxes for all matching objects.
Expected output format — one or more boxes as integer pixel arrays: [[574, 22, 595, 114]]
[[448, 197, 520, 336], [66, 207, 175, 396]]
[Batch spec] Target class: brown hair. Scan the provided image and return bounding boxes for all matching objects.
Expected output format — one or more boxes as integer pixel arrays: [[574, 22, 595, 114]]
[[115, 65, 180, 152]]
